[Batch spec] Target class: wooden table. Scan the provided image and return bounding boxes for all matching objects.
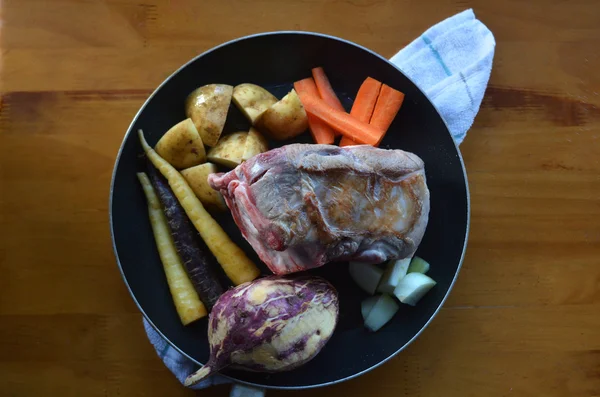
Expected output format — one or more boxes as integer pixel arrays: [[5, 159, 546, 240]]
[[1, 1, 599, 396]]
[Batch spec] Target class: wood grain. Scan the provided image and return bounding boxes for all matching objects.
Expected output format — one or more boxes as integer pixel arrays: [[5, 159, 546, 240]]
[[1, 0, 599, 396]]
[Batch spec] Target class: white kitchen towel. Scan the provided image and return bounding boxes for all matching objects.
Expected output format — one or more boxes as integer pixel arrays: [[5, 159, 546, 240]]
[[143, 8, 494, 393], [390, 8, 495, 144]]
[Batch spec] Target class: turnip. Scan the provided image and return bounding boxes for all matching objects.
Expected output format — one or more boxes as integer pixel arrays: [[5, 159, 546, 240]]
[[408, 256, 430, 274], [363, 294, 399, 332], [349, 262, 383, 295], [184, 275, 339, 386], [393, 273, 437, 306], [377, 258, 411, 294]]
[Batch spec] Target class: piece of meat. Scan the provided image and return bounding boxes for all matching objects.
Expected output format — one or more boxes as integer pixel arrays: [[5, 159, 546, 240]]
[[208, 144, 430, 275]]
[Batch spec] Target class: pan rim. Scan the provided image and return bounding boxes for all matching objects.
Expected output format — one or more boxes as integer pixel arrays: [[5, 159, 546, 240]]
[[108, 30, 470, 390]]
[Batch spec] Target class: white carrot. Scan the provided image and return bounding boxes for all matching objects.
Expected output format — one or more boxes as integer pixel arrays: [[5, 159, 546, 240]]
[[137, 172, 207, 325], [138, 129, 260, 285]]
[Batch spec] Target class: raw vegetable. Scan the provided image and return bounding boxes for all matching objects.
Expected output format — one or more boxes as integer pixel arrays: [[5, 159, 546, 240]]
[[242, 127, 268, 161], [349, 262, 384, 295], [364, 294, 399, 332], [184, 275, 339, 385], [206, 131, 248, 168], [155, 118, 206, 169], [340, 77, 382, 146], [408, 256, 430, 274], [350, 77, 382, 122], [139, 129, 260, 285], [147, 163, 224, 309], [299, 94, 383, 146], [232, 83, 278, 124], [294, 77, 335, 145], [370, 84, 405, 144], [361, 295, 379, 320], [311, 67, 345, 112], [180, 163, 227, 212], [185, 84, 233, 147], [137, 172, 207, 324], [393, 273, 437, 306], [377, 258, 411, 294], [255, 89, 308, 140]]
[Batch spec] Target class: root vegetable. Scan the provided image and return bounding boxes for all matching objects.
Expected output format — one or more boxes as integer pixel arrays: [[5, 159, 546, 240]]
[[137, 172, 207, 324], [139, 129, 260, 285], [184, 275, 339, 386], [393, 273, 436, 306], [364, 294, 399, 332], [377, 258, 411, 294], [408, 256, 430, 274], [147, 163, 224, 309], [349, 262, 383, 295]]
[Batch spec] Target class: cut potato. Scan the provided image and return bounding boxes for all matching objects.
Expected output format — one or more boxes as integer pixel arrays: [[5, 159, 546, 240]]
[[255, 89, 308, 140], [364, 294, 399, 332], [155, 118, 206, 169], [180, 163, 227, 211], [349, 262, 384, 295], [393, 273, 437, 306], [377, 258, 411, 294], [242, 127, 268, 161], [185, 84, 233, 147], [408, 256, 430, 274], [206, 132, 247, 169], [232, 83, 278, 124]]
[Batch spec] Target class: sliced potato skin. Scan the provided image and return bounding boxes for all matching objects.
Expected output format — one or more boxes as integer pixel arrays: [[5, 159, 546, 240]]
[[255, 89, 308, 140], [185, 84, 233, 147], [242, 127, 269, 161], [232, 83, 278, 124], [155, 118, 206, 169], [206, 132, 248, 169], [180, 163, 227, 211]]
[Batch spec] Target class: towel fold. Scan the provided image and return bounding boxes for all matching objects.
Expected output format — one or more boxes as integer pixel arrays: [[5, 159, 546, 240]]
[[143, 8, 495, 395], [390, 9, 495, 143]]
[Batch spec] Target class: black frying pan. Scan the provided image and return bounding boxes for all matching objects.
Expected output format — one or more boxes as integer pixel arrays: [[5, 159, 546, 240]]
[[109, 32, 469, 389]]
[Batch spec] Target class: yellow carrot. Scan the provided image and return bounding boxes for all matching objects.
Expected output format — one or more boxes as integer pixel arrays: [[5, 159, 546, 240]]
[[138, 130, 260, 285], [137, 172, 207, 325]]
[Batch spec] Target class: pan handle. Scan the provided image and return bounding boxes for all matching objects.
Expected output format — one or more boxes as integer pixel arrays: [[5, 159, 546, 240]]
[[230, 383, 266, 397]]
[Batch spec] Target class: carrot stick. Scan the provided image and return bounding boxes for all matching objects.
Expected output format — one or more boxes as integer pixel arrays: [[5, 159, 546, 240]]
[[294, 78, 335, 145], [341, 77, 383, 146], [300, 94, 383, 146], [370, 84, 405, 134], [312, 67, 346, 137], [351, 77, 383, 122], [312, 67, 345, 111]]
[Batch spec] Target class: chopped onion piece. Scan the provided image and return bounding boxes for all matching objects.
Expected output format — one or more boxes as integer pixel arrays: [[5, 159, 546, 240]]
[[349, 262, 384, 295], [377, 258, 411, 294], [408, 256, 430, 274], [393, 273, 436, 306], [364, 294, 399, 332]]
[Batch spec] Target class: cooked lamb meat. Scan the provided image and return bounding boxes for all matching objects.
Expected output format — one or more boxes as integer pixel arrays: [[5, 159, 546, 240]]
[[208, 144, 430, 275]]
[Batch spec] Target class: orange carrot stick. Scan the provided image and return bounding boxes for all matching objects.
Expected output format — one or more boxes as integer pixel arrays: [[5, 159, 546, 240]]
[[370, 84, 405, 133], [300, 94, 383, 146], [312, 67, 345, 112], [341, 77, 383, 146], [351, 77, 382, 122], [312, 67, 345, 137], [294, 78, 335, 145]]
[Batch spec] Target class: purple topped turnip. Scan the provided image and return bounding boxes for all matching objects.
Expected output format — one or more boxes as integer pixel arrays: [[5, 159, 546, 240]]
[[185, 275, 339, 386]]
